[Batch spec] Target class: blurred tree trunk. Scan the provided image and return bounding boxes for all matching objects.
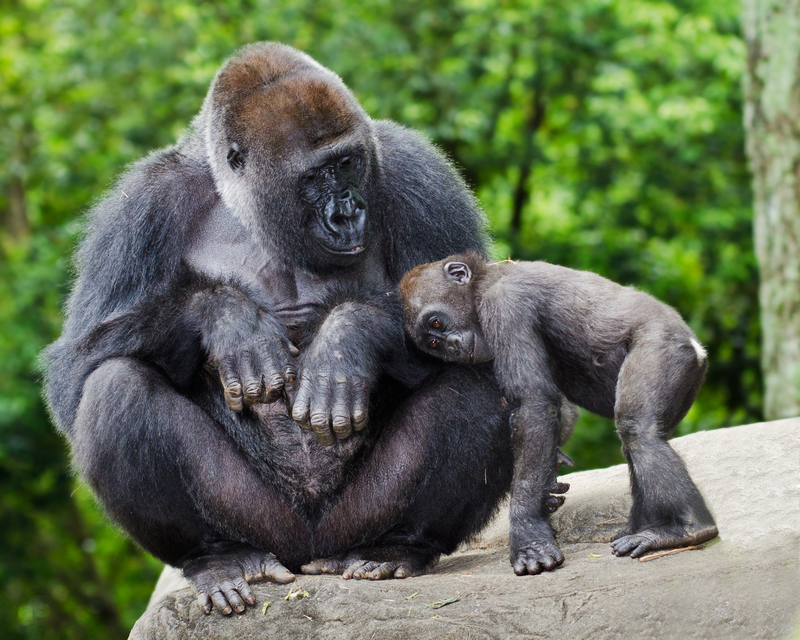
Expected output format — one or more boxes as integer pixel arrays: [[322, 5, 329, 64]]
[[2, 177, 29, 238], [742, 0, 800, 420]]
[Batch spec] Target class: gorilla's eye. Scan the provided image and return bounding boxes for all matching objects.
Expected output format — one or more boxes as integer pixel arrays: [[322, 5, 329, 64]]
[[227, 143, 245, 172], [430, 318, 441, 329], [339, 155, 354, 166], [428, 338, 439, 349]]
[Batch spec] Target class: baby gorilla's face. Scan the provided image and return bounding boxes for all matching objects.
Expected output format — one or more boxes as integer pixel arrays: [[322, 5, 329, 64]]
[[410, 306, 493, 364], [399, 258, 494, 365]]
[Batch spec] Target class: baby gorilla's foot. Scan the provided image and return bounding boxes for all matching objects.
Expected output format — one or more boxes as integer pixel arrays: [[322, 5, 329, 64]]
[[510, 537, 564, 575], [183, 543, 295, 615], [301, 545, 436, 580], [610, 523, 719, 558], [510, 522, 564, 576]]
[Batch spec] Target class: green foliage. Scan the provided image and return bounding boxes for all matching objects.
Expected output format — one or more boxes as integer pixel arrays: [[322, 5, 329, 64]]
[[0, 0, 757, 637]]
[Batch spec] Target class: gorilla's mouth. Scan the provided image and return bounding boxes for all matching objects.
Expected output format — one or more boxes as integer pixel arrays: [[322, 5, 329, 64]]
[[323, 244, 365, 256]]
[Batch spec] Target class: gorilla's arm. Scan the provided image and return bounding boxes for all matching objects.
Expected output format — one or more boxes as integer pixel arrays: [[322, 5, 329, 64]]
[[291, 285, 433, 445], [43, 142, 297, 430], [480, 291, 566, 576], [43, 145, 213, 431], [46, 271, 298, 429]]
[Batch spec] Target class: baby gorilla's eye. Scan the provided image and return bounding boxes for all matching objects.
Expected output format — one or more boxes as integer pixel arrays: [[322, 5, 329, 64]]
[[428, 338, 439, 349], [430, 317, 441, 329]]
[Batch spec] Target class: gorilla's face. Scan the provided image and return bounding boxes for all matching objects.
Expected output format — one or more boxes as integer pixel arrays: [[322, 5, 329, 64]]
[[399, 257, 494, 365], [297, 149, 369, 263], [204, 43, 378, 270]]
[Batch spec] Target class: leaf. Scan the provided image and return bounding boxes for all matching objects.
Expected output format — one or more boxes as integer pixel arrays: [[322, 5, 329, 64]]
[[430, 597, 460, 609]]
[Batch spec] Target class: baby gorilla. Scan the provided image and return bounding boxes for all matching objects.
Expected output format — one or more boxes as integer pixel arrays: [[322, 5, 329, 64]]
[[399, 252, 718, 576]]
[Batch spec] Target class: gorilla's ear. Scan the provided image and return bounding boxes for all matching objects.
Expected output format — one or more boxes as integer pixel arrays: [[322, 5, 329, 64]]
[[444, 261, 472, 285], [226, 142, 245, 173]]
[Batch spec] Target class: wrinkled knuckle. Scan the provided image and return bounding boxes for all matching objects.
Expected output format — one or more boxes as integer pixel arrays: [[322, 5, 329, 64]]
[[226, 381, 243, 398], [244, 383, 262, 399], [310, 413, 329, 428]]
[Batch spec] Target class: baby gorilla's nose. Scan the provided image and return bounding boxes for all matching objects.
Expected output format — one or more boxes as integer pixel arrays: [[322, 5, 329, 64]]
[[446, 333, 464, 355]]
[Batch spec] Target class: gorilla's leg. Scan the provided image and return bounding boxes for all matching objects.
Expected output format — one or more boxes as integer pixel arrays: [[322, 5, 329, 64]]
[[610, 335, 718, 558], [302, 365, 514, 580], [71, 358, 304, 613]]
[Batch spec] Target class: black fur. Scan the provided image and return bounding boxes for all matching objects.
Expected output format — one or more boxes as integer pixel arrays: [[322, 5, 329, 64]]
[[399, 252, 719, 575], [42, 43, 510, 615]]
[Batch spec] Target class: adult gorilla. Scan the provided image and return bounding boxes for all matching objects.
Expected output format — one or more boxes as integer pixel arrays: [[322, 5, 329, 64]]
[[44, 43, 514, 614]]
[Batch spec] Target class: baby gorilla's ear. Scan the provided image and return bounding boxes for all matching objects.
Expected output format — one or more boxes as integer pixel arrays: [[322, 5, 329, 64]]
[[444, 261, 472, 285]]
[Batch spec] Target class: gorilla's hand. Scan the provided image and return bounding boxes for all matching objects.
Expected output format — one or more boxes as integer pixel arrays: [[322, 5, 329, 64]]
[[290, 305, 382, 445], [195, 287, 298, 412], [216, 327, 298, 412]]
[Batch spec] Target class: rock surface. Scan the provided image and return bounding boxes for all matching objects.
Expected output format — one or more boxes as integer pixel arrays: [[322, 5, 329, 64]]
[[130, 419, 800, 640]]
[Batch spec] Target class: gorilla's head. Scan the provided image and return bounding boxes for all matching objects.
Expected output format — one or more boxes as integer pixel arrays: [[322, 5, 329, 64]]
[[399, 252, 493, 365], [200, 43, 380, 270]]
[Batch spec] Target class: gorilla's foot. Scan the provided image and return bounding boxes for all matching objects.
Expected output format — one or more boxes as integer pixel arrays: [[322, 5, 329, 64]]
[[183, 543, 295, 615], [610, 522, 719, 558], [301, 546, 437, 580], [557, 448, 574, 469], [510, 535, 564, 576], [543, 480, 570, 513]]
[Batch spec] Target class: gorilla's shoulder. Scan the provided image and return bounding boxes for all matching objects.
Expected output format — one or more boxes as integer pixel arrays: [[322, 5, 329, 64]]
[[69, 138, 217, 326], [372, 120, 458, 174], [370, 120, 489, 279], [96, 139, 217, 229]]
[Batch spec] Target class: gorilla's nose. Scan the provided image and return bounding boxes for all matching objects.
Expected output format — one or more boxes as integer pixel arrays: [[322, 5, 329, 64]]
[[446, 334, 464, 355], [325, 192, 366, 239]]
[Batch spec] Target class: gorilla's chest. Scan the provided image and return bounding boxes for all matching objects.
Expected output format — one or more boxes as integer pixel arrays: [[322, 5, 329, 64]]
[[186, 204, 388, 343]]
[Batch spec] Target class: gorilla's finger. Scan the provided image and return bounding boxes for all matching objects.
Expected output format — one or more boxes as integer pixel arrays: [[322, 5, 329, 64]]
[[331, 375, 352, 439], [209, 586, 233, 615], [197, 591, 213, 615], [282, 364, 297, 403], [351, 386, 369, 431], [258, 353, 285, 403], [221, 581, 246, 613], [557, 449, 574, 468], [291, 376, 312, 429], [309, 383, 333, 446], [233, 578, 256, 606], [343, 560, 373, 580], [240, 352, 263, 406], [260, 561, 296, 584], [218, 357, 243, 412]]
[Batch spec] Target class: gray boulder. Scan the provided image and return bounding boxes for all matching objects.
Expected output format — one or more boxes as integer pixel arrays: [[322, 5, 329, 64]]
[[130, 418, 800, 640]]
